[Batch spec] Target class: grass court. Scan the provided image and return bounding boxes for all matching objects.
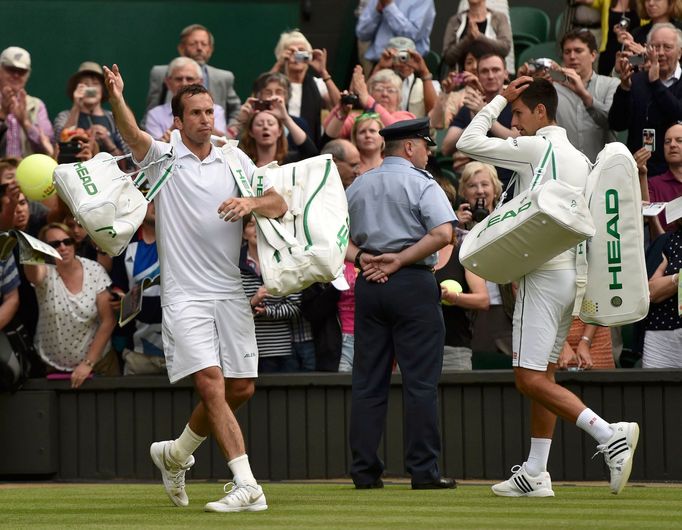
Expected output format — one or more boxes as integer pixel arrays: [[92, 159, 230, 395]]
[[2, 481, 682, 529]]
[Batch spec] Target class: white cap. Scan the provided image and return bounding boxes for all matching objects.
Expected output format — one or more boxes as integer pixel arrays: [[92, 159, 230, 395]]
[[0, 46, 31, 70]]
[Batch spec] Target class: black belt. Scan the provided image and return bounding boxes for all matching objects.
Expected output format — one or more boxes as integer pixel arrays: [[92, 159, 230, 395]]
[[405, 264, 435, 273]]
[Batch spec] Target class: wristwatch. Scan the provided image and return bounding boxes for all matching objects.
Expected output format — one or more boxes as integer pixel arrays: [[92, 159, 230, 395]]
[[354, 250, 365, 268]]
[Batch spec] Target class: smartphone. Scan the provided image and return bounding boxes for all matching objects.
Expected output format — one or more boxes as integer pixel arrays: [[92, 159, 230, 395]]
[[549, 69, 568, 83], [643, 128, 656, 152], [628, 54, 645, 67]]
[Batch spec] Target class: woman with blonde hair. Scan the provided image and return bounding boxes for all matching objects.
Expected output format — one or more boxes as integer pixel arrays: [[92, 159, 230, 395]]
[[350, 112, 384, 174], [24, 222, 117, 388], [324, 66, 415, 140], [270, 29, 341, 145], [456, 161, 503, 231], [455, 161, 513, 358]]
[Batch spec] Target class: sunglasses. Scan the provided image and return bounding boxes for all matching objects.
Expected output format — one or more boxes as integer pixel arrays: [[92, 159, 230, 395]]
[[47, 238, 75, 248]]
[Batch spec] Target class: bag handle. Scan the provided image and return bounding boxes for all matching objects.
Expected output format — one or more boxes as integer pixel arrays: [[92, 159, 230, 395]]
[[221, 143, 300, 249], [495, 140, 554, 210]]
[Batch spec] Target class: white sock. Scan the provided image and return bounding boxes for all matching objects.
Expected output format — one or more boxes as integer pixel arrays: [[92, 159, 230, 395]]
[[170, 424, 206, 464], [525, 438, 552, 476], [576, 408, 614, 444], [228, 454, 257, 486]]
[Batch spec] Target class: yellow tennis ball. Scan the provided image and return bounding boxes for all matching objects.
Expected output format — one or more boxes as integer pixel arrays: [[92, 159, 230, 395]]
[[15, 154, 58, 201], [440, 279, 462, 306]]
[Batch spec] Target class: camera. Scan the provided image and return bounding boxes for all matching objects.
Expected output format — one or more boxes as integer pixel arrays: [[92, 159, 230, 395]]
[[628, 54, 645, 67], [529, 57, 553, 73], [253, 99, 273, 111], [57, 140, 83, 164], [395, 49, 410, 63], [471, 198, 489, 223], [83, 87, 98, 98], [618, 16, 630, 30], [294, 50, 311, 63], [340, 93, 359, 107]]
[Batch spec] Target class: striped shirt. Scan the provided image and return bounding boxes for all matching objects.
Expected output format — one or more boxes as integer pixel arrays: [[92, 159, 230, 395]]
[[0, 255, 21, 299], [240, 265, 301, 358]]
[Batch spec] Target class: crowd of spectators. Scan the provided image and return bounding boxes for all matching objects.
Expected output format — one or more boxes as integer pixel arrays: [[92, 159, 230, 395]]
[[1, 0, 681, 386]]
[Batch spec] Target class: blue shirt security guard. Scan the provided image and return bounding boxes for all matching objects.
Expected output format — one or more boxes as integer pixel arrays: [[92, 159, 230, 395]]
[[346, 117, 457, 489]]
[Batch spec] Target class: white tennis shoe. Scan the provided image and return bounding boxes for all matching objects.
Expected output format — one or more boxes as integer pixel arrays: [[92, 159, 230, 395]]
[[150, 440, 195, 507], [204, 479, 268, 513], [595, 421, 640, 494], [492, 463, 555, 497]]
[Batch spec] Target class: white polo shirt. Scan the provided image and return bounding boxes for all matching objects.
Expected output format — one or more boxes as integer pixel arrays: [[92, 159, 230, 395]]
[[136, 135, 271, 306]]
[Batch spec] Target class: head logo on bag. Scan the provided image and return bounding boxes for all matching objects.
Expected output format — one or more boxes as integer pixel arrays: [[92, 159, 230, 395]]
[[74, 161, 98, 195], [604, 189, 622, 291], [336, 220, 350, 252], [476, 195, 532, 238]]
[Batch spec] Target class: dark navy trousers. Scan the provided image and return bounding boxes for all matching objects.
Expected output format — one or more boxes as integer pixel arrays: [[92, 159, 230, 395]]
[[349, 267, 444, 485]]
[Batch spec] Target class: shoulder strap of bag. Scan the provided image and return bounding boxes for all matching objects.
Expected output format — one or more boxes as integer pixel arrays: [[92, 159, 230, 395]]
[[220, 143, 300, 249], [123, 149, 175, 202], [494, 139, 554, 211]]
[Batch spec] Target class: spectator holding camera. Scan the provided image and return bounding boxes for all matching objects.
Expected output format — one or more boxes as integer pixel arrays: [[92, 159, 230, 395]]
[[441, 52, 517, 184], [518, 29, 619, 163], [324, 66, 414, 140], [239, 97, 318, 166], [53, 62, 127, 157], [371, 37, 438, 118], [270, 30, 341, 146], [143, 57, 227, 141], [617, 0, 682, 46], [441, 0, 512, 76], [0, 46, 53, 158], [609, 23, 682, 175]]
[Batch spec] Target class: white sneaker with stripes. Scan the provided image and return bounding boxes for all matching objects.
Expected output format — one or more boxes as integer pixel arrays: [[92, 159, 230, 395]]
[[492, 463, 555, 497], [595, 421, 640, 494]]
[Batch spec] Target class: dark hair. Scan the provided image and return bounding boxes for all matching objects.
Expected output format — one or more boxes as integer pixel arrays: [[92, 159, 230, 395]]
[[561, 28, 598, 53], [518, 78, 558, 121], [456, 40, 496, 71], [171, 84, 212, 118]]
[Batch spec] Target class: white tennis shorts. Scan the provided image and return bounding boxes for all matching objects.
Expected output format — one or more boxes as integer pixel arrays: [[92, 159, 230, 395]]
[[161, 298, 259, 383], [512, 268, 576, 371]]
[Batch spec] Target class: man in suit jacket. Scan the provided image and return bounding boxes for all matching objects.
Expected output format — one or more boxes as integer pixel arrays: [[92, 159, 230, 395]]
[[609, 23, 682, 175], [145, 24, 241, 129]]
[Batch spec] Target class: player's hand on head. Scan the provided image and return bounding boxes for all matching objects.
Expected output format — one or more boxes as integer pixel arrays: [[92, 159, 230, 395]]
[[501, 76, 533, 103]]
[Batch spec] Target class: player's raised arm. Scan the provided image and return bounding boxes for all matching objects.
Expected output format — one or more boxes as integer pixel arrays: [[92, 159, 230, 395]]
[[103, 64, 152, 162]]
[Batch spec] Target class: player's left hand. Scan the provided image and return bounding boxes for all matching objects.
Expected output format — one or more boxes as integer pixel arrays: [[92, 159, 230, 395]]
[[218, 197, 254, 222]]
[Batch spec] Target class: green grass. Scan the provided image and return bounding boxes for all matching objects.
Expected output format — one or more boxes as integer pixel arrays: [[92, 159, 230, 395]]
[[1, 482, 682, 529]]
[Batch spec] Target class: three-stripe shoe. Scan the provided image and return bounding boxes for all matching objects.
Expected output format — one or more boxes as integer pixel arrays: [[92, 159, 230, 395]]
[[492, 463, 555, 497], [150, 441, 195, 507], [595, 421, 640, 494]]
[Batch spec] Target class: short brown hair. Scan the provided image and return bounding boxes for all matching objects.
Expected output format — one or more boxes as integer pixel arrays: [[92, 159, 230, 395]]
[[171, 84, 212, 118], [561, 28, 598, 53]]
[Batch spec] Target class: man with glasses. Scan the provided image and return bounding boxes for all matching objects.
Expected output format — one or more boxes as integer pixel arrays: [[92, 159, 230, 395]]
[[610, 22, 682, 174], [0, 46, 54, 157], [346, 117, 457, 491], [143, 57, 227, 141]]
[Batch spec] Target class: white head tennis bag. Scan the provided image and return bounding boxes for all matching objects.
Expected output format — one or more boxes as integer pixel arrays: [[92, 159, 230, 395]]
[[223, 143, 348, 296], [460, 141, 596, 284], [53, 151, 174, 256], [578, 143, 649, 326]]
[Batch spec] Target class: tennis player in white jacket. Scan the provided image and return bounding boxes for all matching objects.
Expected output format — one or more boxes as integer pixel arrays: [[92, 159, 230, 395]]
[[457, 77, 639, 497]]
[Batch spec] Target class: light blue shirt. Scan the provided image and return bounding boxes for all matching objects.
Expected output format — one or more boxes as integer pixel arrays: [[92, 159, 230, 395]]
[[143, 102, 227, 140], [356, 0, 436, 62], [346, 156, 456, 267]]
